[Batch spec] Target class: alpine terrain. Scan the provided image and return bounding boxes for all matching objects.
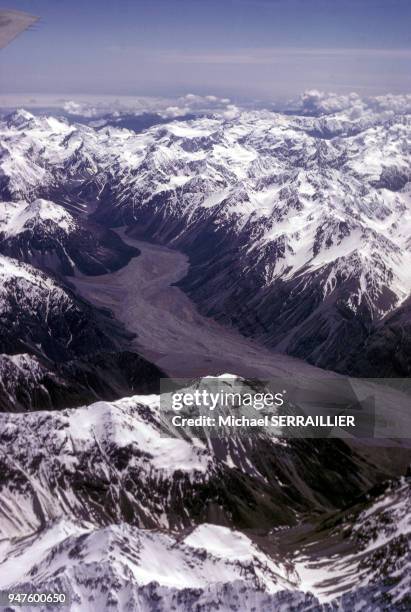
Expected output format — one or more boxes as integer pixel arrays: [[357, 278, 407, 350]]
[[0, 93, 410, 611], [0, 98, 410, 374], [0, 380, 409, 611]]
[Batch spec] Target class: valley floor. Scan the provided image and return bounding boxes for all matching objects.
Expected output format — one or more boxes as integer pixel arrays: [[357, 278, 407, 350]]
[[71, 229, 337, 381]]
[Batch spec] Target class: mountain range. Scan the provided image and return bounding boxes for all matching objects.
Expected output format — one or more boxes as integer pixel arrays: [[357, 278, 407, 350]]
[[0, 100, 410, 377], [0, 381, 409, 610], [0, 95, 410, 610]]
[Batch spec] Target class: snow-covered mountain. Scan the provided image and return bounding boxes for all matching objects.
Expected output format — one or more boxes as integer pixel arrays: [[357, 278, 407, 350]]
[[0, 378, 388, 539], [0, 198, 138, 275], [0, 97, 410, 611], [0, 384, 408, 611], [0, 520, 317, 612], [0, 253, 164, 411], [0, 253, 121, 362], [0, 100, 410, 372]]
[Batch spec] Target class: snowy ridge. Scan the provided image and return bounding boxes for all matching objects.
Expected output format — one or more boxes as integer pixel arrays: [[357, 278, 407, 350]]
[[0, 522, 293, 594], [0, 250, 138, 376], [0, 375, 391, 536], [0, 521, 314, 612], [0, 371, 408, 610], [0, 197, 138, 277], [0, 353, 60, 411], [0, 395, 215, 539]]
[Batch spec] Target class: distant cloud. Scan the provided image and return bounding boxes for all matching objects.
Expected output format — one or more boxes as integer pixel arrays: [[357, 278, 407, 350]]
[[0, 93, 235, 119], [373, 93, 411, 113], [293, 89, 411, 117], [1, 91, 410, 121], [62, 100, 85, 114], [297, 90, 363, 113]]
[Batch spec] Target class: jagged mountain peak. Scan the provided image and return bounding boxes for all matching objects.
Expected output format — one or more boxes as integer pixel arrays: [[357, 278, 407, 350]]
[[5, 107, 36, 127]]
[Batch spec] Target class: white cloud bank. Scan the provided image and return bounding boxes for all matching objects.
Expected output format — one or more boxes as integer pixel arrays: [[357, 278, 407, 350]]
[[0, 91, 410, 120], [0, 93, 235, 119]]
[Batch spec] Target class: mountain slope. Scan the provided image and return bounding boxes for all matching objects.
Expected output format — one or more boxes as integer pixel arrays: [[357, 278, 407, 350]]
[[281, 475, 411, 610], [0, 389, 408, 611], [0, 521, 319, 612], [0, 379, 397, 542], [0, 254, 164, 411], [0, 198, 138, 275], [346, 294, 411, 377], [0, 253, 123, 362]]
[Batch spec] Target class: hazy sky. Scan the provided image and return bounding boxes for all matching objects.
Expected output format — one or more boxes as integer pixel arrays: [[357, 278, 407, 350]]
[[1, 0, 411, 101]]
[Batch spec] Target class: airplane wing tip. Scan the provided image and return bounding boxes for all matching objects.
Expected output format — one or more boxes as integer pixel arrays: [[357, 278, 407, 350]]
[[0, 9, 39, 50]]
